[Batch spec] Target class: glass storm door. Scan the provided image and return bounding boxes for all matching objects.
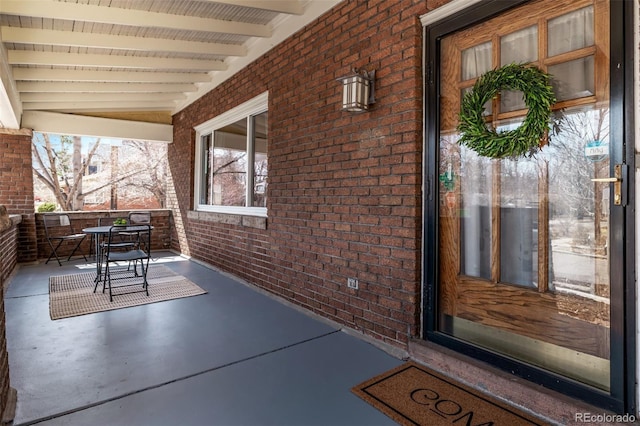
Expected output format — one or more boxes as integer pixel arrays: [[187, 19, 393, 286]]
[[427, 0, 632, 408]]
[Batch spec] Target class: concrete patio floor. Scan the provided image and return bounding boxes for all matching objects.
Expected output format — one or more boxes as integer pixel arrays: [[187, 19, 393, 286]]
[[4, 252, 404, 426]]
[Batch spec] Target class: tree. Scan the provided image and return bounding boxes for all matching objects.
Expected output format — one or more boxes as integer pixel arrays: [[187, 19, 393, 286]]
[[32, 133, 168, 211], [32, 133, 101, 211], [120, 140, 168, 208]]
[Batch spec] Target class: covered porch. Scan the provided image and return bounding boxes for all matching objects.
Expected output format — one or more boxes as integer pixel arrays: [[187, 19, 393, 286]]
[[1, 0, 637, 423], [5, 251, 402, 425]]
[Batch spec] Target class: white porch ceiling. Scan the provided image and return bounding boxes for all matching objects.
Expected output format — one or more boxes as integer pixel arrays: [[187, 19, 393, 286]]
[[0, 0, 340, 141]]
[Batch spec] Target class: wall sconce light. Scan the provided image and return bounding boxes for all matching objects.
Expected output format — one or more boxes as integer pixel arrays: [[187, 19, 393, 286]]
[[336, 69, 376, 112]]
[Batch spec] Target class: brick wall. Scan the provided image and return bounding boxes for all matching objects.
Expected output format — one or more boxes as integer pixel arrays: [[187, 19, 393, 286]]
[[0, 216, 19, 423], [170, 0, 426, 348], [0, 217, 19, 287], [0, 130, 37, 263]]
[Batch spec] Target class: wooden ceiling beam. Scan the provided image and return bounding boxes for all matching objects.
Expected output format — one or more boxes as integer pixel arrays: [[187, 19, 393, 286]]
[[1, 27, 247, 57], [0, 0, 271, 37], [8, 51, 227, 71], [17, 81, 198, 93], [202, 0, 303, 15], [12, 68, 211, 83]]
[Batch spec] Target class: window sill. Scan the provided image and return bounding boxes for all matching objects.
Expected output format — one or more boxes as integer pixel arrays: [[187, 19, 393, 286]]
[[188, 210, 267, 230]]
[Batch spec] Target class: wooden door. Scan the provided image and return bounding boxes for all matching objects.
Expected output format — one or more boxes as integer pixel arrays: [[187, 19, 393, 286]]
[[437, 0, 612, 390]]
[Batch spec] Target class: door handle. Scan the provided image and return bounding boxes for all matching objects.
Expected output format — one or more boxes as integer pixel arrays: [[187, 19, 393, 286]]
[[590, 177, 620, 183], [591, 164, 625, 206]]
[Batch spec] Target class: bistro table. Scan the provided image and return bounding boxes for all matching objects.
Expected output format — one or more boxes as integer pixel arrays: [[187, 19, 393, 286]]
[[82, 225, 153, 283]]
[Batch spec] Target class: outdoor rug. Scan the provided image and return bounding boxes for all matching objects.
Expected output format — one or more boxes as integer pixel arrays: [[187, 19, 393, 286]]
[[49, 265, 207, 320], [352, 362, 550, 426]]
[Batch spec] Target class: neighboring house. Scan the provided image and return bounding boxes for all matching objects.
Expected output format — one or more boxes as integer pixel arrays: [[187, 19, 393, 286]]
[[0, 0, 637, 421]]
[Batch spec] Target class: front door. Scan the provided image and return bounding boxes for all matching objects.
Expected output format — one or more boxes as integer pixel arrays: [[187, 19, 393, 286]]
[[425, 0, 633, 412]]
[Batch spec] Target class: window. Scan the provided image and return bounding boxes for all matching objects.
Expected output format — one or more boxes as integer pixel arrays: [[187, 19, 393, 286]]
[[194, 92, 268, 216]]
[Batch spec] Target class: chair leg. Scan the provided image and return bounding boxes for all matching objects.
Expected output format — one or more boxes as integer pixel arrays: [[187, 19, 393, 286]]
[[45, 239, 64, 266], [93, 249, 104, 293], [105, 261, 113, 302], [89, 235, 94, 257], [67, 239, 88, 262], [140, 260, 149, 296]]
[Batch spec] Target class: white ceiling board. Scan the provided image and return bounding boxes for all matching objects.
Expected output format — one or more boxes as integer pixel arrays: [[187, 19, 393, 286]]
[[0, 0, 339, 132], [22, 110, 173, 143], [0, 1, 272, 37], [16, 81, 198, 93], [1, 27, 248, 57]]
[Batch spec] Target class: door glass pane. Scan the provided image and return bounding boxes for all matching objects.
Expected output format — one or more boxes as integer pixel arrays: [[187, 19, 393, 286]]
[[500, 27, 538, 112], [548, 57, 595, 101], [500, 90, 526, 113], [461, 42, 492, 81], [548, 6, 594, 57], [547, 107, 610, 297], [499, 148, 538, 288], [460, 149, 492, 279], [501, 26, 538, 65], [439, 106, 611, 391], [213, 119, 247, 206]]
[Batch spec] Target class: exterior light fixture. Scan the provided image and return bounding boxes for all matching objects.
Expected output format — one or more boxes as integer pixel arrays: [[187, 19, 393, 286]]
[[337, 69, 375, 112]]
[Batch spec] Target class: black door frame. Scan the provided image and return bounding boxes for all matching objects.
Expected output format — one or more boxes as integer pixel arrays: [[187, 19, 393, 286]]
[[422, 0, 635, 414]]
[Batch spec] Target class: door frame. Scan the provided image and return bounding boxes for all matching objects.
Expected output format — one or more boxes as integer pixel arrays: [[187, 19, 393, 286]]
[[422, 0, 635, 414]]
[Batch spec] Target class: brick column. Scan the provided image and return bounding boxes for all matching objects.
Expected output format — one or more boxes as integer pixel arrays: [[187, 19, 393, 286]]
[[0, 129, 36, 262], [0, 128, 33, 423], [0, 221, 17, 424]]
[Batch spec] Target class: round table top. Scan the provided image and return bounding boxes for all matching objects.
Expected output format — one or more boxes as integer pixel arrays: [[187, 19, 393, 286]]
[[82, 225, 152, 234]]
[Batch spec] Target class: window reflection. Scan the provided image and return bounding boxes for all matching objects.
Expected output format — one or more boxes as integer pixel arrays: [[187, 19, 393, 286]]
[[499, 155, 539, 288], [549, 57, 594, 101], [252, 111, 268, 207], [460, 148, 492, 279], [213, 119, 248, 206], [543, 107, 609, 300]]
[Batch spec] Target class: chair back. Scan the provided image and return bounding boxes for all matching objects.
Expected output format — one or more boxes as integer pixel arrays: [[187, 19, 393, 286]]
[[105, 224, 152, 257], [43, 214, 73, 237], [128, 212, 151, 225]]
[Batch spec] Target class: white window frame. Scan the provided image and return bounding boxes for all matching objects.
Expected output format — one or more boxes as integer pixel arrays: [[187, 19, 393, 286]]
[[194, 92, 268, 217]]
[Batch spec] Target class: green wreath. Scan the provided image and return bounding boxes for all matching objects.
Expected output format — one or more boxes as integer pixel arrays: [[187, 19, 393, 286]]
[[457, 63, 556, 159]]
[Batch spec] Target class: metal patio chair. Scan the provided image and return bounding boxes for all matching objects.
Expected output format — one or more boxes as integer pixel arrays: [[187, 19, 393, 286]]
[[96, 224, 152, 302], [43, 213, 88, 266], [94, 217, 136, 284], [120, 211, 152, 269], [122, 212, 151, 249]]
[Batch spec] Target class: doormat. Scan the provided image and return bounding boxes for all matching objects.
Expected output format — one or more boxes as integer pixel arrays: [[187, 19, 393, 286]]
[[49, 265, 207, 320], [353, 362, 550, 426]]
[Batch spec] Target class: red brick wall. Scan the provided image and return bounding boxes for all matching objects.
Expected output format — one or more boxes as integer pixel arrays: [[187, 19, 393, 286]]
[[0, 130, 37, 263], [0, 216, 19, 422], [170, 0, 427, 347], [0, 218, 19, 286]]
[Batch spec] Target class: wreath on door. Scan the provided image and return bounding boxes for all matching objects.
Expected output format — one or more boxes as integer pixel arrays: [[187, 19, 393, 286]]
[[457, 63, 556, 159]]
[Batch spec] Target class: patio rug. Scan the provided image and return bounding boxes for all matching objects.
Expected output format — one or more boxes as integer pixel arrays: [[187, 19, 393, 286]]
[[352, 362, 550, 426], [49, 265, 207, 320]]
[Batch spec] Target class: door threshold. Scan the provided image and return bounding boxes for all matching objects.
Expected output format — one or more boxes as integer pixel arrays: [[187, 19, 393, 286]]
[[408, 339, 623, 425]]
